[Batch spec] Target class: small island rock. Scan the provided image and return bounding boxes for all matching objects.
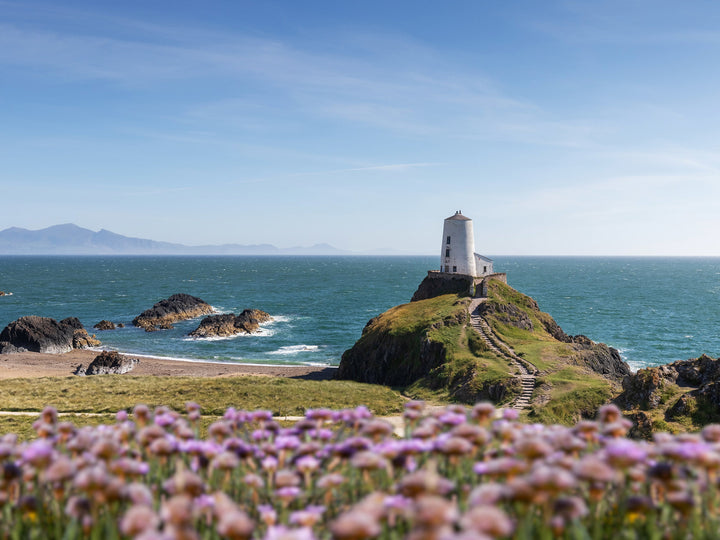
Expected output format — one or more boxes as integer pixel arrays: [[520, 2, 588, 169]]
[[94, 320, 116, 331], [188, 309, 272, 338], [133, 293, 214, 332], [0, 316, 101, 354]]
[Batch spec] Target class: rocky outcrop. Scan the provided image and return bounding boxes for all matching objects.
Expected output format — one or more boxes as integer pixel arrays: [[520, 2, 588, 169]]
[[411, 274, 474, 302], [77, 351, 139, 375], [133, 294, 213, 332], [0, 342, 27, 354], [0, 291, 6, 296], [479, 301, 534, 331], [616, 355, 720, 426], [188, 309, 272, 338], [0, 316, 100, 354], [569, 335, 631, 383], [61, 317, 102, 349], [94, 320, 116, 331], [338, 320, 447, 386]]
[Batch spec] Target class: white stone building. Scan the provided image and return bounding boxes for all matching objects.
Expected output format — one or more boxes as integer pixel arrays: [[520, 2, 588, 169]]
[[440, 211, 494, 277]]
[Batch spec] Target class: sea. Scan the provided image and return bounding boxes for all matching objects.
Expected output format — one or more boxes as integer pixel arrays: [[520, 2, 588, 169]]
[[0, 256, 718, 372]]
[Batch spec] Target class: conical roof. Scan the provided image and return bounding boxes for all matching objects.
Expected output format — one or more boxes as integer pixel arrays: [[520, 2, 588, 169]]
[[445, 210, 471, 221]]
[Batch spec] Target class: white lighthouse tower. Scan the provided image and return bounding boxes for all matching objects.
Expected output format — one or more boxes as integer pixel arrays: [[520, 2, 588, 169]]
[[440, 210, 494, 277]]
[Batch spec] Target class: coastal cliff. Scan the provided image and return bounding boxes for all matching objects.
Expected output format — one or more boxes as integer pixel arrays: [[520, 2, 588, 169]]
[[338, 277, 632, 424]]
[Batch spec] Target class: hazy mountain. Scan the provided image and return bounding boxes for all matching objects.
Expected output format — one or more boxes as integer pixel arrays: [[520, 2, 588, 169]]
[[0, 224, 349, 255]]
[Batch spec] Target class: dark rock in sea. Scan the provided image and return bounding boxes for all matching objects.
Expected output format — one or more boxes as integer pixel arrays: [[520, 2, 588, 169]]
[[117, 323, 125, 328], [94, 320, 116, 331], [0, 291, 5, 296], [79, 351, 139, 375], [188, 309, 272, 338], [133, 293, 214, 332], [0, 316, 101, 354]]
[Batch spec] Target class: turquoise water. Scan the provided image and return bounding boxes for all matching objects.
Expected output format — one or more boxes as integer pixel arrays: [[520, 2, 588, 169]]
[[0, 256, 718, 370]]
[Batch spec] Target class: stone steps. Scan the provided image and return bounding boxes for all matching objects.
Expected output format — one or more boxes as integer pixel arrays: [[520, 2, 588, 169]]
[[468, 298, 537, 410]]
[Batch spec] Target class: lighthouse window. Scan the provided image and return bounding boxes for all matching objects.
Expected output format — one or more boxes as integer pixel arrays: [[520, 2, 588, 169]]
[[452, 266, 457, 272], [445, 249, 450, 257], [446, 236, 451, 245], [484, 266, 487, 273]]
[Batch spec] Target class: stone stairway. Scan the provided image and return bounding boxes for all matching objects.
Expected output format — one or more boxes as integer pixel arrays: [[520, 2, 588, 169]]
[[468, 298, 538, 409]]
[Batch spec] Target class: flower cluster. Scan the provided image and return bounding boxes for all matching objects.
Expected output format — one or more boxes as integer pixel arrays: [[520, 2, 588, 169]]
[[1, 401, 720, 538]]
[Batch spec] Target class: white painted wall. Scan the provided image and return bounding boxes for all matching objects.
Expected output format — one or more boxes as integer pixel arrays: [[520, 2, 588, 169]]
[[474, 254, 494, 276], [440, 212, 477, 276]]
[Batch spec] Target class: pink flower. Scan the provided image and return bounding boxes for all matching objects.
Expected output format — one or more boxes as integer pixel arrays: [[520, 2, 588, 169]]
[[120, 505, 160, 536], [21, 439, 54, 467]]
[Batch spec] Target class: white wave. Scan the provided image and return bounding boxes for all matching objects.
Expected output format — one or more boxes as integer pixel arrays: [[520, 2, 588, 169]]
[[684, 335, 694, 339], [267, 315, 291, 324], [613, 347, 631, 359], [626, 360, 644, 373], [301, 362, 336, 367], [209, 306, 233, 315], [268, 345, 320, 355]]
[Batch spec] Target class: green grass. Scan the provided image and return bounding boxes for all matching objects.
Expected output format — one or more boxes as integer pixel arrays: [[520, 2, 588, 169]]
[[405, 317, 517, 405], [367, 294, 470, 336], [0, 375, 406, 417]]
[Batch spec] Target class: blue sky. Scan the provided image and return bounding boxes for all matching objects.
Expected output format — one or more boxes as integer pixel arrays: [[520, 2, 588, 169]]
[[2, 0, 719, 255]]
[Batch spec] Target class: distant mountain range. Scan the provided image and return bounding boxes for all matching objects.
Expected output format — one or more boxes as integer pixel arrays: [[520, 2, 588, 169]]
[[0, 224, 352, 255]]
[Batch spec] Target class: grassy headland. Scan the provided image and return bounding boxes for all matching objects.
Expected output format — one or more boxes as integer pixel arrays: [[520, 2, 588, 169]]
[[339, 278, 624, 425]]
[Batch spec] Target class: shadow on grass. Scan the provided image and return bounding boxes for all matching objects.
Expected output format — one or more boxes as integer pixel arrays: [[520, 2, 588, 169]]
[[289, 367, 338, 381]]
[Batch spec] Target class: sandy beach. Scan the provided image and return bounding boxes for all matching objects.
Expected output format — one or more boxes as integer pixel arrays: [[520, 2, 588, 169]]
[[0, 349, 337, 380]]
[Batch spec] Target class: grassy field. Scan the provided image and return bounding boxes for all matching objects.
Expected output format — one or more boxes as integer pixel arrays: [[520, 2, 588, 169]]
[[0, 374, 406, 416]]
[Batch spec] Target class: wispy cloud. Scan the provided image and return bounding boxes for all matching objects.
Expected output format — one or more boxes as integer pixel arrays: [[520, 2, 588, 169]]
[[338, 163, 440, 173], [0, 3, 597, 148]]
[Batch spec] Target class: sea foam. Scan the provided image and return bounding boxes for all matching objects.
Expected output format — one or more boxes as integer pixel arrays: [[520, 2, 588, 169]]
[[268, 344, 320, 355]]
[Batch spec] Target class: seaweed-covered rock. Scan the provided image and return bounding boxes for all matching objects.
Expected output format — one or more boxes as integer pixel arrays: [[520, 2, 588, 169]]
[[0, 316, 100, 354], [133, 293, 213, 332], [188, 309, 272, 338], [94, 320, 116, 331], [72, 328, 101, 349], [82, 351, 139, 375]]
